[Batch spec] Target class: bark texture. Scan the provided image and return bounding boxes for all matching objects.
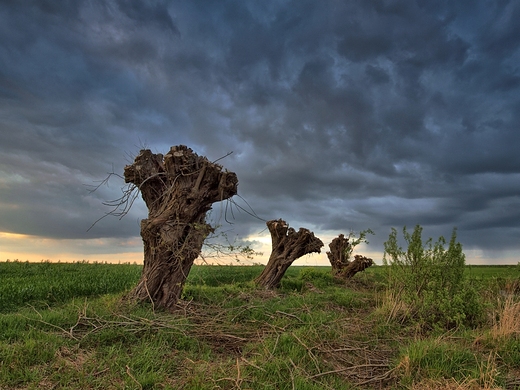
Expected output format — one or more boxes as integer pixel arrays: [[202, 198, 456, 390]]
[[255, 219, 323, 289], [327, 235, 373, 279], [124, 145, 238, 310]]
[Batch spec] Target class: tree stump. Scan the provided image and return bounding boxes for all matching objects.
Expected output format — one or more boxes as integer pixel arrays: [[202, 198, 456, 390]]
[[255, 219, 323, 289], [124, 145, 238, 310]]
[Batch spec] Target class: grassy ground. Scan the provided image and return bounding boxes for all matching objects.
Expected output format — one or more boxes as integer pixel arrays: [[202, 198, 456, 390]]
[[1, 261, 519, 389]]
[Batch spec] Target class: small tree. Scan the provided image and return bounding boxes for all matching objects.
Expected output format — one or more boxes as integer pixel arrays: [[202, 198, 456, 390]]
[[255, 219, 323, 289], [383, 225, 482, 330]]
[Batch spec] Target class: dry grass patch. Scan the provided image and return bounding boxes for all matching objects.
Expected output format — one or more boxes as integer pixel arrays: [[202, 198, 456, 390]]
[[409, 377, 502, 390], [376, 288, 412, 325], [491, 281, 520, 340], [53, 345, 93, 371]]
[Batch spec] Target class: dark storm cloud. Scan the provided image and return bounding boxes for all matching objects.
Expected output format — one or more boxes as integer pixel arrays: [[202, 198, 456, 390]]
[[0, 0, 519, 261]]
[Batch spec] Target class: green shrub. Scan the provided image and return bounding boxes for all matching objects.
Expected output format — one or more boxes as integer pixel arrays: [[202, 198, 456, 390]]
[[383, 225, 483, 330]]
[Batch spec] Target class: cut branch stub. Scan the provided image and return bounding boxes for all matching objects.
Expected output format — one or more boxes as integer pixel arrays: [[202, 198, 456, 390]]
[[341, 255, 374, 279], [124, 145, 238, 310], [255, 219, 324, 289]]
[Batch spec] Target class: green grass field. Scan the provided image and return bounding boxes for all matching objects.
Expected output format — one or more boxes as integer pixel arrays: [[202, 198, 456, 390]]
[[1, 261, 519, 389]]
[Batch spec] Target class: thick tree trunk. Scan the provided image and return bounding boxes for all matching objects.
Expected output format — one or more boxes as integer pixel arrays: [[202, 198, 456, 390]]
[[124, 145, 238, 310], [255, 219, 323, 289], [327, 235, 374, 279]]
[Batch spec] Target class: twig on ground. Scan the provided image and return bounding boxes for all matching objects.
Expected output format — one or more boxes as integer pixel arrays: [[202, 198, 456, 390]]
[[275, 310, 303, 322], [126, 365, 143, 389], [240, 356, 265, 372], [309, 363, 390, 379], [23, 307, 80, 341], [291, 332, 321, 373]]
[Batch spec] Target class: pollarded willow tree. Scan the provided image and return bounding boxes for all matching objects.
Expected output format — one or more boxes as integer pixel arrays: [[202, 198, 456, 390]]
[[327, 234, 351, 276], [327, 232, 374, 279], [124, 145, 238, 310], [255, 219, 324, 289]]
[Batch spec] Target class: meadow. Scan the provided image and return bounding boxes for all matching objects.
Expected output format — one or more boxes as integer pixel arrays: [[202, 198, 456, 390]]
[[0, 261, 519, 389]]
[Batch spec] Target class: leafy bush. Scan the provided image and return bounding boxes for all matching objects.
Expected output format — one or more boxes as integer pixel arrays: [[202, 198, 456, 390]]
[[383, 225, 483, 330]]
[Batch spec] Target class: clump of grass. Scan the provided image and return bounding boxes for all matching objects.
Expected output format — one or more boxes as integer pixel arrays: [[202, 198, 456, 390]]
[[408, 377, 501, 390], [491, 295, 520, 340], [376, 287, 411, 325], [395, 337, 503, 388], [490, 281, 520, 340]]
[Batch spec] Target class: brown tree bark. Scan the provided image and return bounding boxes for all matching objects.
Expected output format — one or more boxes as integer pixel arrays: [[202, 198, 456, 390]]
[[255, 219, 323, 289], [124, 145, 238, 310], [327, 235, 374, 279]]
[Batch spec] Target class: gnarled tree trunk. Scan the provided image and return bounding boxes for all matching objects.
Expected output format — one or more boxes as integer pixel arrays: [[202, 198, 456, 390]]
[[124, 145, 238, 310], [255, 219, 323, 289], [327, 235, 373, 279]]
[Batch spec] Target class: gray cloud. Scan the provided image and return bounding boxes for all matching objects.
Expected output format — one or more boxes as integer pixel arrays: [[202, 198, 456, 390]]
[[0, 0, 519, 262]]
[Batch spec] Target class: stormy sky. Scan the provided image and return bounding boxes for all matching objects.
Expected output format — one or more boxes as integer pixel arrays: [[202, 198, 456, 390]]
[[1, 0, 519, 264]]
